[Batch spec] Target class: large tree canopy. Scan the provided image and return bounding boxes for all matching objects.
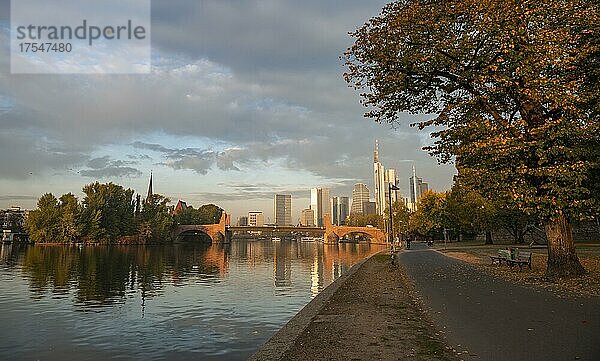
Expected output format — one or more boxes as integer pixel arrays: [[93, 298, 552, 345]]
[[345, 0, 599, 277]]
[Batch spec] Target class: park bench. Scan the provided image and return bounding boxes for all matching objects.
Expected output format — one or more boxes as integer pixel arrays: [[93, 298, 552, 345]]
[[489, 249, 510, 265], [506, 250, 532, 270], [489, 249, 532, 270]]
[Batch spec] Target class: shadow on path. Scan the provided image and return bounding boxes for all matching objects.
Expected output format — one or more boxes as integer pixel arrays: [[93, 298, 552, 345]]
[[399, 243, 600, 361]]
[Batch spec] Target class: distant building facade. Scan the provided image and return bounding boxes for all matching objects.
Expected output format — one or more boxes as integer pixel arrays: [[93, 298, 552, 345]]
[[310, 187, 331, 227], [274, 194, 292, 226], [248, 211, 264, 227], [300, 208, 315, 227], [237, 216, 248, 226], [351, 183, 370, 214], [332, 196, 349, 226]]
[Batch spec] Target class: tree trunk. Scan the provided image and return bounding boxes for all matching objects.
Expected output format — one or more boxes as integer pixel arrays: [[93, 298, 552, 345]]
[[515, 226, 525, 244], [543, 215, 586, 278], [484, 230, 493, 245]]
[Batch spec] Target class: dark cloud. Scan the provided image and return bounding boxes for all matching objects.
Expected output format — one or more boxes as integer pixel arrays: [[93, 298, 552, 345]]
[[79, 156, 142, 178], [0, 132, 89, 180], [0, 1, 456, 210], [0, 195, 38, 201]]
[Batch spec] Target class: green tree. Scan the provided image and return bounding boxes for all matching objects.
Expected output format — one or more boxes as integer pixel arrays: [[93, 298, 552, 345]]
[[80, 182, 136, 242], [140, 194, 173, 242], [346, 213, 384, 229], [409, 191, 446, 239], [25, 193, 62, 243], [384, 200, 411, 240], [58, 193, 80, 243], [345, 0, 598, 277], [173, 204, 223, 225]]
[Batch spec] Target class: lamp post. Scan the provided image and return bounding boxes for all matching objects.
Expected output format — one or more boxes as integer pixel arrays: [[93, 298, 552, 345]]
[[388, 182, 400, 244]]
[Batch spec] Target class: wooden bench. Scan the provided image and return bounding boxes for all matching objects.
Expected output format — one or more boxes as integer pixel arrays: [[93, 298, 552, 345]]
[[490, 249, 510, 265], [506, 251, 532, 270], [490, 249, 532, 270]]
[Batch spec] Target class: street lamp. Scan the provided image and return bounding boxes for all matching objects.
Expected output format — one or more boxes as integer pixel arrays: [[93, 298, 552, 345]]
[[388, 182, 400, 243]]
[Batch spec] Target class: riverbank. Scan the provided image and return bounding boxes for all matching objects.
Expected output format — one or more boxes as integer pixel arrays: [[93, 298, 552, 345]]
[[250, 252, 458, 361]]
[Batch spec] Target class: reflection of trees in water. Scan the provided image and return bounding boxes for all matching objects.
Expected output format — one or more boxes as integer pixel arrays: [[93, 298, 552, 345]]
[[20, 244, 228, 306], [17, 242, 382, 307]]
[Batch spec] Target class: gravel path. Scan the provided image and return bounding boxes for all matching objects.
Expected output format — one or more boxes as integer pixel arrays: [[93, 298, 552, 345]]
[[399, 243, 600, 361]]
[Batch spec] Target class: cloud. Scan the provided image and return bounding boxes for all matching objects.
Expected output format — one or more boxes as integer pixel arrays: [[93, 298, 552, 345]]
[[0, 1, 456, 211], [79, 156, 142, 178]]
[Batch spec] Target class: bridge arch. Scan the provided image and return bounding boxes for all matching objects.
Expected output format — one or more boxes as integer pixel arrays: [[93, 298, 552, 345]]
[[172, 213, 230, 243], [323, 215, 386, 244]]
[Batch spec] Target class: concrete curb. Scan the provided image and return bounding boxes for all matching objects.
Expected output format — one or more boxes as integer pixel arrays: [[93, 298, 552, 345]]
[[247, 251, 385, 361]]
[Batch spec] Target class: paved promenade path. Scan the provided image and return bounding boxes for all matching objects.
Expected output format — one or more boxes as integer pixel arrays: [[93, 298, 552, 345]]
[[399, 243, 600, 361]]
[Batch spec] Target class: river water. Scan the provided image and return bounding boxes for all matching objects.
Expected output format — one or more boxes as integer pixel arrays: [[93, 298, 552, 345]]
[[0, 240, 384, 360]]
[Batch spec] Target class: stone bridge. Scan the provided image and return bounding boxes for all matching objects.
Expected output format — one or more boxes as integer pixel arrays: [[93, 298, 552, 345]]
[[172, 212, 386, 244], [173, 212, 231, 243], [323, 214, 387, 244]]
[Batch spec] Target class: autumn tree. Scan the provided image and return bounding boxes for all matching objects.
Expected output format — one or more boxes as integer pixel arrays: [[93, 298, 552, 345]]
[[345, 0, 599, 277]]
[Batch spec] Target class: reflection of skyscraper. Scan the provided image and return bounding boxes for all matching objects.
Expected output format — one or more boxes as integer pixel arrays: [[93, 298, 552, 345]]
[[373, 141, 386, 216], [409, 165, 429, 210], [310, 188, 330, 227], [351, 183, 370, 214], [274, 194, 292, 225], [274, 243, 292, 287], [332, 196, 349, 225]]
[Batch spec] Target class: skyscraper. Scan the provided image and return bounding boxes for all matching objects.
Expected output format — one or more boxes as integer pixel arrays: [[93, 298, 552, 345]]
[[248, 211, 264, 226], [373, 140, 386, 216], [310, 187, 331, 227], [300, 208, 315, 227], [409, 165, 429, 210], [385, 168, 400, 204], [351, 183, 370, 214], [332, 196, 349, 225], [274, 194, 292, 225]]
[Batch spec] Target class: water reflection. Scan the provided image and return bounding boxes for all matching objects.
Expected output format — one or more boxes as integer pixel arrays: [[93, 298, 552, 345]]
[[0, 240, 383, 360]]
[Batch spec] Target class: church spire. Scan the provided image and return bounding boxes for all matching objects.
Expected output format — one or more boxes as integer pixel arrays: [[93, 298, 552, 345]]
[[374, 140, 379, 163], [146, 171, 153, 202]]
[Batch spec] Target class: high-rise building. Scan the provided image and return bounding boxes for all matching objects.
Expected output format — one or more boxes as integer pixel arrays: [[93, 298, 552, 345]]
[[300, 208, 315, 227], [310, 187, 331, 227], [373, 140, 386, 216], [332, 196, 349, 225], [351, 183, 370, 214], [273, 194, 292, 225], [409, 165, 429, 210], [363, 201, 377, 215], [248, 211, 264, 227], [385, 168, 401, 206], [237, 216, 248, 226]]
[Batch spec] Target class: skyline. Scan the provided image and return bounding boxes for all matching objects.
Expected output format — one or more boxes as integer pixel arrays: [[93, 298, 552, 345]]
[[0, 1, 456, 219]]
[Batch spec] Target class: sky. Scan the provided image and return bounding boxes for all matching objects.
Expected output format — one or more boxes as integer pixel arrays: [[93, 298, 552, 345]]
[[0, 0, 456, 222]]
